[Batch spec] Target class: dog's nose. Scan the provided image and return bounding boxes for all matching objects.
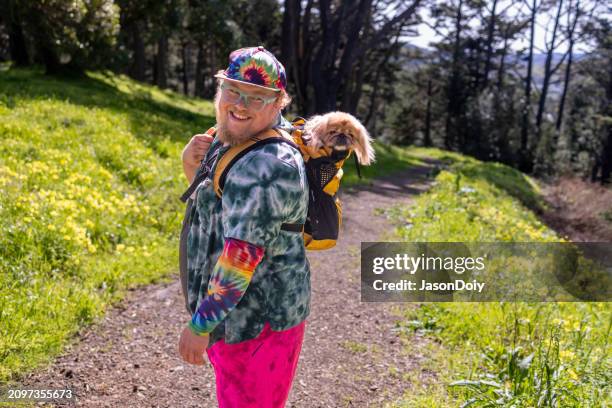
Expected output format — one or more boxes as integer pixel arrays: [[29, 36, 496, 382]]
[[335, 133, 349, 145]]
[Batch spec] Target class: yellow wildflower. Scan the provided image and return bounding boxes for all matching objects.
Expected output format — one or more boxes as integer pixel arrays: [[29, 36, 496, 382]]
[[560, 349, 576, 360]]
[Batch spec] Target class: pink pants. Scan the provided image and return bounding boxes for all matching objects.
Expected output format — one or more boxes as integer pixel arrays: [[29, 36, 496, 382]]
[[206, 321, 306, 408]]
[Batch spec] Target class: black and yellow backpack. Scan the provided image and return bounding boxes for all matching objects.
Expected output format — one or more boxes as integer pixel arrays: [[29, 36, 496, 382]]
[[178, 118, 351, 311]]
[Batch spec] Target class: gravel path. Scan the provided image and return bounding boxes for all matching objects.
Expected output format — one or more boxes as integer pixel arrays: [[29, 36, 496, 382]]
[[23, 160, 439, 407]]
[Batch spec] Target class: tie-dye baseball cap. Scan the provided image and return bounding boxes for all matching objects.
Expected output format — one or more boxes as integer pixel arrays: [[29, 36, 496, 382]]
[[214, 46, 287, 92]]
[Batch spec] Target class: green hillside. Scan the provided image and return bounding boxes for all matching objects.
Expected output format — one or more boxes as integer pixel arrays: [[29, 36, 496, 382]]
[[0, 68, 215, 380]]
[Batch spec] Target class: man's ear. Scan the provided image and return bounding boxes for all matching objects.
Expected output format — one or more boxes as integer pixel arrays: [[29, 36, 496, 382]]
[[276, 90, 292, 110], [274, 97, 284, 110]]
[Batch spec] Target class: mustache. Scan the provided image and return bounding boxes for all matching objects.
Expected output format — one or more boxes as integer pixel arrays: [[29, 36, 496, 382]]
[[214, 108, 279, 146]]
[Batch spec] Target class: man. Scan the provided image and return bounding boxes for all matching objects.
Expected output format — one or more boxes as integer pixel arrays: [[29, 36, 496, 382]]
[[178, 46, 310, 408]]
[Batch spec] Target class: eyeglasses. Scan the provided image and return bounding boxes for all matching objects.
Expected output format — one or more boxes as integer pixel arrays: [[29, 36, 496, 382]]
[[220, 83, 277, 111]]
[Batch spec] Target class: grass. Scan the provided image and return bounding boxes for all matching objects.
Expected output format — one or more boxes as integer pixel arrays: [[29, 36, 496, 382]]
[[383, 148, 611, 407], [0, 67, 215, 382], [341, 340, 369, 354], [341, 143, 424, 187]]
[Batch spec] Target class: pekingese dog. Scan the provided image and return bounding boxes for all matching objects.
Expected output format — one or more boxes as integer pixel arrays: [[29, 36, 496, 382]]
[[302, 111, 375, 165]]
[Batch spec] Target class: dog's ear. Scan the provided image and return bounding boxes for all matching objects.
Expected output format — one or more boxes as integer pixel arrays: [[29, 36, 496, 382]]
[[304, 114, 329, 149], [351, 119, 375, 165]]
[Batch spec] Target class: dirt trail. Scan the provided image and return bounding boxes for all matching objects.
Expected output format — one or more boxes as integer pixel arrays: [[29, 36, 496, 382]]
[[539, 177, 612, 242], [23, 160, 440, 408]]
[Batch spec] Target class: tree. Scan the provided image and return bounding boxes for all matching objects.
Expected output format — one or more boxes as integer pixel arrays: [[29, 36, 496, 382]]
[[534, 0, 566, 143], [518, 0, 543, 172], [426, 0, 502, 157], [117, 0, 158, 81], [148, 0, 183, 89], [441, 0, 468, 151], [555, 0, 600, 133], [0, 0, 29, 66], [16, 0, 119, 75], [187, 0, 237, 98], [383, 53, 445, 147], [580, 16, 612, 184], [281, 0, 422, 115], [533, 0, 604, 175]]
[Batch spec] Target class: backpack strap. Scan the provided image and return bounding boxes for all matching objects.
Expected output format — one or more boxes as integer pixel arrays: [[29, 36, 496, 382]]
[[180, 126, 219, 203], [213, 128, 304, 233]]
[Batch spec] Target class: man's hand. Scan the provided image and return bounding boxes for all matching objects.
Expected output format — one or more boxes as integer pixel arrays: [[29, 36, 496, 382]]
[[182, 134, 214, 183], [178, 325, 209, 365]]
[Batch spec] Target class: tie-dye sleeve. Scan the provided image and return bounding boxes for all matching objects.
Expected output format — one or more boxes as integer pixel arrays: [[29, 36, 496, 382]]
[[189, 238, 264, 336]]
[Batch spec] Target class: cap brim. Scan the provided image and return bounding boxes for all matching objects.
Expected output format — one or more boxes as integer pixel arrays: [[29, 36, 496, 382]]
[[214, 73, 281, 92]]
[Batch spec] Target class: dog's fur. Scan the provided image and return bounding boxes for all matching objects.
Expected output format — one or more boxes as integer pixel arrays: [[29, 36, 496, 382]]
[[303, 111, 375, 165]]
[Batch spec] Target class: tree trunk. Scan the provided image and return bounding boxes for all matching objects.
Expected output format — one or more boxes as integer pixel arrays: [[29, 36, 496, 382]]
[[519, 0, 537, 172], [129, 21, 146, 82], [601, 50, 612, 185], [343, 6, 375, 115], [601, 128, 612, 185], [309, 0, 336, 114], [281, 0, 298, 80], [364, 26, 402, 125], [556, 0, 581, 132], [555, 39, 573, 139], [444, 0, 464, 150], [497, 34, 508, 91], [591, 160, 600, 183], [424, 78, 433, 147], [41, 44, 61, 75], [155, 34, 168, 89], [535, 0, 564, 142], [207, 41, 217, 98], [195, 41, 205, 98], [343, 60, 364, 114], [298, 0, 314, 114], [8, 19, 29, 66], [363, 59, 387, 126], [181, 41, 190, 95], [482, 0, 498, 89]]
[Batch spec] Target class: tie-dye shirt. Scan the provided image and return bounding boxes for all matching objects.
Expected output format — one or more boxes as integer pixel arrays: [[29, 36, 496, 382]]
[[186, 119, 310, 347]]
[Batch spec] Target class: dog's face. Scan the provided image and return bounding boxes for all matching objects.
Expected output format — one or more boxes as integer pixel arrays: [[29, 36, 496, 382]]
[[304, 112, 375, 165]]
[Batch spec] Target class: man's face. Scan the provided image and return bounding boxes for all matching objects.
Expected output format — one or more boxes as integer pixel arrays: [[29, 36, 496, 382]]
[[215, 80, 281, 146]]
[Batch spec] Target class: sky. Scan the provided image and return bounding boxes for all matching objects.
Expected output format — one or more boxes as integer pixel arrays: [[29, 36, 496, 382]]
[[408, 0, 606, 55]]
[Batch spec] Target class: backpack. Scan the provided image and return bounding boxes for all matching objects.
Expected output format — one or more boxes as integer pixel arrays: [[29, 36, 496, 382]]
[[178, 119, 350, 312]]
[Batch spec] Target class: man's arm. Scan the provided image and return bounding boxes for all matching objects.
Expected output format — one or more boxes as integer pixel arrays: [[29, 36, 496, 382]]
[[189, 237, 264, 335]]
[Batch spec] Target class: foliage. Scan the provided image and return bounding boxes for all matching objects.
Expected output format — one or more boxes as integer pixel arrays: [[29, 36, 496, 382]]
[[11, 0, 120, 73]]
